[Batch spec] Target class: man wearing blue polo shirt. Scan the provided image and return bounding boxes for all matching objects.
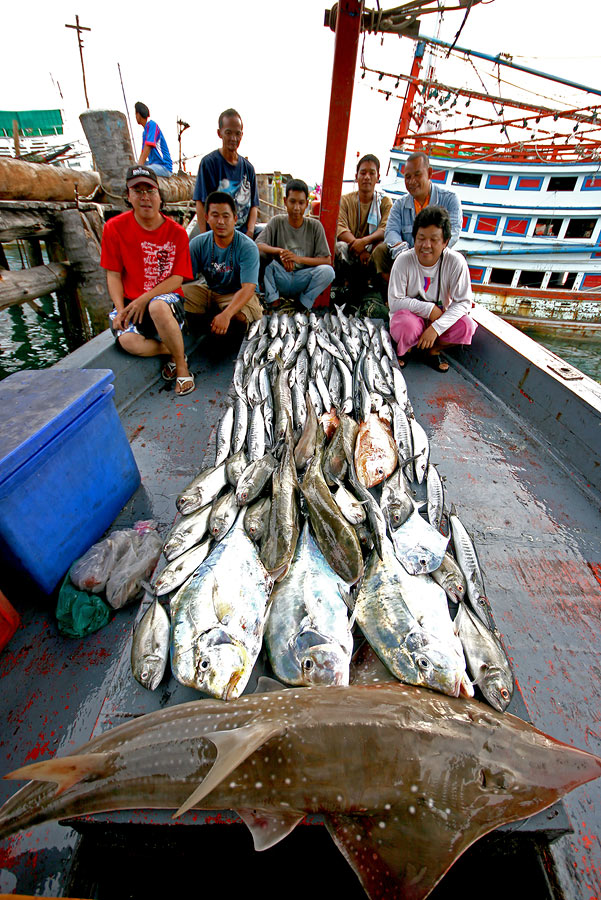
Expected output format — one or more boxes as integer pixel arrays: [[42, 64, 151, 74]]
[[135, 102, 173, 178]]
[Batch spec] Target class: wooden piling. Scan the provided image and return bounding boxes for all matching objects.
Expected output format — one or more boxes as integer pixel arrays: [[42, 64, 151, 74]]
[[55, 208, 110, 335]]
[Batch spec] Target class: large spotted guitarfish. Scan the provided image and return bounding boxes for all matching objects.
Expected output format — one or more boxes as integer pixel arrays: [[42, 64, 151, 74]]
[[1, 683, 600, 900]]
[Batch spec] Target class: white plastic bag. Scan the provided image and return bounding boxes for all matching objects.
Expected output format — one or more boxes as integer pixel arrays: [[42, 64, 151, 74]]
[[105, 525, 162, 609]]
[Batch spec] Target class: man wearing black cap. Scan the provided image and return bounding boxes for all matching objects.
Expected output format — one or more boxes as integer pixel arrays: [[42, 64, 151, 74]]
[[100, 165, 194, 395]]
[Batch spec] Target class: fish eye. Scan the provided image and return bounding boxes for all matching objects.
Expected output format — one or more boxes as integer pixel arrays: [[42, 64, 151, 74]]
[[199, 658, 210, 672], [500, 688, 510, 700], [303, 659, 314, 671], [419, 557, 427, 567], [416, 656, 431, 670]]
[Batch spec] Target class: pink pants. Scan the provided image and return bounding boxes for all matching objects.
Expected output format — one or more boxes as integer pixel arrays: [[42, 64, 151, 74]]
[[390, 309, 478, 358]]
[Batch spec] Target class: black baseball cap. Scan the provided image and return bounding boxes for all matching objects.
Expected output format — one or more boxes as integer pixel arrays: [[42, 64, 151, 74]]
[[125, 165, 159, 188]]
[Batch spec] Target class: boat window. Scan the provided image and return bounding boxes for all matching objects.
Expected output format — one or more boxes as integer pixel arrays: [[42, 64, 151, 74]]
[[548, 271, 578, 289], [504, 218, 530, 236], [489, 268, 514, 286], [534, 218, 562, 237], [547, 176, 577, 192], [452, 171, 482, 188], [565, 218, 597, 239], [518, 270, 545, 288]]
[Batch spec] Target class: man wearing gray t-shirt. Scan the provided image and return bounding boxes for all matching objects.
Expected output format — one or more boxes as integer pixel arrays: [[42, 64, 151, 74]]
[[257, 179, 335, 309]]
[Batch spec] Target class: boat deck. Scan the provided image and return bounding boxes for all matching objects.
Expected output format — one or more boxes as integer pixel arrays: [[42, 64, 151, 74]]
[[0, 316, 600, 899]]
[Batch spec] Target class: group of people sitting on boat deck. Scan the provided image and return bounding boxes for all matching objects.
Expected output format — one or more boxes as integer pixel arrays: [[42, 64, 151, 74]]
[[100, 107, 476, 394]]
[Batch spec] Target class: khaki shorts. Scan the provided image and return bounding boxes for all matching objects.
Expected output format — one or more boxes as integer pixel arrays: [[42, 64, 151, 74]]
[[183, 283, 263, 325]]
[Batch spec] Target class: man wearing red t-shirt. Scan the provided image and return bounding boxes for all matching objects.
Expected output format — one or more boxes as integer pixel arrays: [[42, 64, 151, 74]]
[[100, 165, 194, 395]]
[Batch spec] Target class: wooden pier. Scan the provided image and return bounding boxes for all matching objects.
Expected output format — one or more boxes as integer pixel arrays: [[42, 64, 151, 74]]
[[0, 110, 196, 352]]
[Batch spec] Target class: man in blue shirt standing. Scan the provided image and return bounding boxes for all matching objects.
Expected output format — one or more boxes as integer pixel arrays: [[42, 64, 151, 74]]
[[135, 102, 173, 178], [183, 191, 263, 340], [372, 151, 462, 287], [193, 109, 260, 237]]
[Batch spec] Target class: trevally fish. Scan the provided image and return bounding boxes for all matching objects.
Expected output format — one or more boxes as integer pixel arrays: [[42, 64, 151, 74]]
[[389, 499, 449, 575], [170, 512, 273, 699], [353, 535, 470, 698], [225, 448, 248, 487], [2, 685, 600, 900], [332, 483, 366, 525], [264, 521, 353, 686], [243, 496, 271, 543], [130, 596, 170, 690], [380, 463, 414, 529], [454, 600, 514, 712], [432, 551, 467, 604], [401, 574, 472, 698], [235, 452, 277, 506], [208, 489, 239, 541], [153, 539, 211, 595], [163, 503, 212, 561], [176, 463, 227, 515]]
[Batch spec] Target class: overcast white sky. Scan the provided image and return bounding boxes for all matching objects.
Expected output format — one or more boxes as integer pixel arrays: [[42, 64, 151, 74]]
[[5, 0, 601, 185]]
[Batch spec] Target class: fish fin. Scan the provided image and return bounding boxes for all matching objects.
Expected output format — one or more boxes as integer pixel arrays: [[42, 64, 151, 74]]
[[237, 807, 304, 851], [173, 721, 282, 818], [338, 584, 356, 613], [255, 675, 288, 693], [5, 753, 114, 796], [325, 811, 473, 900]]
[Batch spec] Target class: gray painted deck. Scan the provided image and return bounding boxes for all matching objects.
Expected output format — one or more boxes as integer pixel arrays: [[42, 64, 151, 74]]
[[0, 308, 599, 898]]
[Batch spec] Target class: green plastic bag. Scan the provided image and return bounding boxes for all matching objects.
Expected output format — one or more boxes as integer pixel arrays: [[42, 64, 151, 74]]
[[56, 571, 112, 638]]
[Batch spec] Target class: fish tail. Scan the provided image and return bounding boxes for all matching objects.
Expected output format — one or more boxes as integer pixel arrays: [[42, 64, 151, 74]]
[[4, 752, 113, 796]]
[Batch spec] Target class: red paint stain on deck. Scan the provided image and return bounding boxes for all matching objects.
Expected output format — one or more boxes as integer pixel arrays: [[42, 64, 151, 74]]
[[24, 739, 53, 762]]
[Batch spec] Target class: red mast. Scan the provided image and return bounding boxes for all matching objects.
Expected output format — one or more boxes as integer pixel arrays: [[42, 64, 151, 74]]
[[316, 0, 363, 307], [394, 40, 426, 147]]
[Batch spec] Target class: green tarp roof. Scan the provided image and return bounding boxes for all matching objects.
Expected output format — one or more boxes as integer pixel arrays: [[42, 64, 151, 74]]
[[0, 110, 64, 137]]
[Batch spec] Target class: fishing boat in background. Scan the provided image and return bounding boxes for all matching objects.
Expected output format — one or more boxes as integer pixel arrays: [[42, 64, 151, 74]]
[[0, 108, 91, 168], [381, 36, 601, 333]]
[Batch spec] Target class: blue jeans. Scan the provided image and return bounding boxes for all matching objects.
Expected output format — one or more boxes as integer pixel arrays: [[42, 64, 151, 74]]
[[264, 260, 335, 309], [146, 163, 173, 178]]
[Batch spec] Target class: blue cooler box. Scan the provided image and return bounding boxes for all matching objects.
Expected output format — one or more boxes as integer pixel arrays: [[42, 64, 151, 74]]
[[0, 369, 141, 594]]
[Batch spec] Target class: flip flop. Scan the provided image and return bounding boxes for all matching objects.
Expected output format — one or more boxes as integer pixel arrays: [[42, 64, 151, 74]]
[[162, 356, 187, 382], [175, 374, 195, 396], [398, 356, 406, 368]]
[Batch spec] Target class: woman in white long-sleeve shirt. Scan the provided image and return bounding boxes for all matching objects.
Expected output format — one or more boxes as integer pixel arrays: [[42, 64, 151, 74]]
[[388, 206, 477, 372]]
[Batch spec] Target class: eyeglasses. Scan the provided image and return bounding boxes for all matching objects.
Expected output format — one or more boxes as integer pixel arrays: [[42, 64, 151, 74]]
[[130, 185, 158, 195]]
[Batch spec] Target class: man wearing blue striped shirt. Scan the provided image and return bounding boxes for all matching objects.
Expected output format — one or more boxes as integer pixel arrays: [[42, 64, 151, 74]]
[[135, 102, 173, 178]]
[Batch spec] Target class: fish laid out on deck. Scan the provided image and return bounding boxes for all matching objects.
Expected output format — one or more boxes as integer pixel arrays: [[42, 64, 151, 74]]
[[140, 308, 512, 710], [0, 684, 600, 900]]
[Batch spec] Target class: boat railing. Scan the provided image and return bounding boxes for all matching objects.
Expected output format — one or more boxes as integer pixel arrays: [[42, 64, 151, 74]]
[[393, 136, 601, 165]]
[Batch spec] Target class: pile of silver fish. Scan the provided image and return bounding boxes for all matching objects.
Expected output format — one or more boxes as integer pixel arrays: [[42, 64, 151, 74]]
[[131, 307, 514, 710], [1, 682, 600, 900]]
